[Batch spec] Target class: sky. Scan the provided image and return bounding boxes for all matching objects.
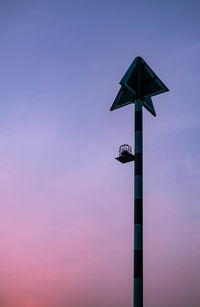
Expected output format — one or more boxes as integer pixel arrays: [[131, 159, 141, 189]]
[[0, 0, 200, 306]]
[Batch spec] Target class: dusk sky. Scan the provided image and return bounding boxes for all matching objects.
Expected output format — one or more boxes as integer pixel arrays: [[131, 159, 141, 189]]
[[0, 1, 200, 306]]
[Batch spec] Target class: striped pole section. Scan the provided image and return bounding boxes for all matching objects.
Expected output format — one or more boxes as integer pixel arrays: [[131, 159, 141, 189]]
[[134, 61, 143, 307]]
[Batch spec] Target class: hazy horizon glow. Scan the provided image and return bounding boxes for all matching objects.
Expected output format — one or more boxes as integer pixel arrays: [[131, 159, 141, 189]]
[[0, 1, 200, 306]]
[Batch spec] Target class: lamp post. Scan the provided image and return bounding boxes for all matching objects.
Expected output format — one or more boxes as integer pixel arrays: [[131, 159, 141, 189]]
[[110, 56, 169, 307]]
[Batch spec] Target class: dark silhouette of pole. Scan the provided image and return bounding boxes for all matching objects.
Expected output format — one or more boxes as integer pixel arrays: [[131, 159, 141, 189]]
[[134, 61, 143, 307], [110, 56, 169, 307]]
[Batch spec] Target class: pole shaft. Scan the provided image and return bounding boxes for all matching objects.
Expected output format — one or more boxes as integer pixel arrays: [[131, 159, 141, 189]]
[[134, 61, 143, 307]]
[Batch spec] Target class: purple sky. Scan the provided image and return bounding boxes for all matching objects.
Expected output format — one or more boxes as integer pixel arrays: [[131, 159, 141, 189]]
[[0, 1, 200, 306]]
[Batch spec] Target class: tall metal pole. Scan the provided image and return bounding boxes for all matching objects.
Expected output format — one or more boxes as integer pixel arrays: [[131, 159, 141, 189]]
[[134, 61, 143, 307], [110, 55, 169, 307]]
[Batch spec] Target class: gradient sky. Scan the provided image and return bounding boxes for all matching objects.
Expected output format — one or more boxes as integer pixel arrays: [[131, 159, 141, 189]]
[[0, 1, 200, 306]]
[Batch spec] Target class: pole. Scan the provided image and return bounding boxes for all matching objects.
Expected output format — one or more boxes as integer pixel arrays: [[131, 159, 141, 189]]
[[134, 61, 143, 307]]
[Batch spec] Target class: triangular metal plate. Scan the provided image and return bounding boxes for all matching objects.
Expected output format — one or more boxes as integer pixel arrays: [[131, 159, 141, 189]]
[[143, 97, 156, 117], [110, 87, 156, 116], [120, 56, 169, 99], [110, 87, 135, 111]]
